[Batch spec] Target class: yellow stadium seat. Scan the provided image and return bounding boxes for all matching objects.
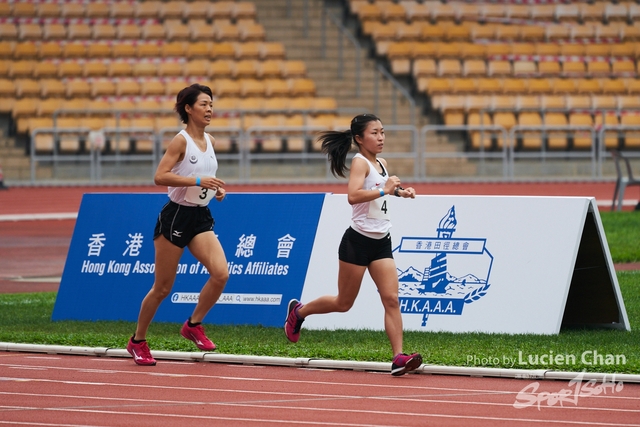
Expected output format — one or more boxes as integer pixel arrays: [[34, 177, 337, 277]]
[[37, 42, 62, 60], [280, 60, 307, 78], [90, 78, 117, 97], [39, 79, 66, 98], [264, 79, 290, 98], [13, 41, 38, 59], [66, 23, 92, 39], [84, 1, 110, 19], [544, 112, 569, 150], [232, 59, 259, 78], [62, 42, 88, 59], [537, 61, 561, 76], [602, 78, 627, 94], [493, 112, 517, 149], [26, 61, 51, 80], [438, 59, 462, 76], [160, 1, 185, 20], [86, 42, 111, 58], [158, 61, 184, 77], [566, 95, 592, 110], [534, 44, 560, 58], [108, 61, 133, 77], [83, 61, 109, 77], [545, 24, 571, 41], [116, 79, 141, 97], [92, 24, 117, 40], [239, 22, 266, 42], [65, 79, 92, 98], [110, 1, 135, 19], [516, 95, 541, 111], [215, 22, 241, 42], [541, 94, 566, 111], [164, 20, 190, 41], [621, 115, 640, 148], [12, 3, 37, 18], [140, 79, 166, 97], [527, 78, 553, 94], [576, 78, 602, 94], [209, 59, 234, 78], [210, 1, 235, 21], [463, 59, 486, 76], [475, 78, 502, 94], [117, 24, 142, 40], [209, 42, 235, 59], [513, 61, 536, 76], [553, 79, 577, 94], [520, 25, 545, 42], [161, 42, 186, 58], [42, 23, 67, 39], [594, 113, 620, 149], [289, 78, 316, 97], [587, 61, 611, 75], [612, 60, 636, 75], [561, 61, 586, 76], [555, 4, 580, 22], [568, 113, 595, 150], [518, 112, 543, 150], [412, 59, 437, 78], [487, 60, 512, 76], [137, 43, 162, 58], [214, 78, 242, 98], [132, 61, 158, 77], [58, 61, 84, 78]]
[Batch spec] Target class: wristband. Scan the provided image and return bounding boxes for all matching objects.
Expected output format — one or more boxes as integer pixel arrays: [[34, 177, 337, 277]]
[[394, 187, 400, 197], [378, 188, 385, 197], [195, 176, 201, 186]]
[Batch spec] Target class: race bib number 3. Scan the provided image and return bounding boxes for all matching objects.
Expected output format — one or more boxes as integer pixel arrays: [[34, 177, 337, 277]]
[[185, 185, 215, 206]]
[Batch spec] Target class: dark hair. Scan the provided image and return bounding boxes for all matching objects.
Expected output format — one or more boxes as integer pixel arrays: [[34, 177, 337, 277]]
[[318, 113, 381, 178], [175, 84, 213, 124]]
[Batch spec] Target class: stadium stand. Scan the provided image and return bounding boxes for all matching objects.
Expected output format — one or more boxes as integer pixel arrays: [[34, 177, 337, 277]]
[[351, 0, 640, 152], [0, 0, 339, 156]]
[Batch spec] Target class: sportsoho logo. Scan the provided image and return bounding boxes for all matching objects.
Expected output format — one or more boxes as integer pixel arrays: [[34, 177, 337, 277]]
[[393, 206, 493, 327]]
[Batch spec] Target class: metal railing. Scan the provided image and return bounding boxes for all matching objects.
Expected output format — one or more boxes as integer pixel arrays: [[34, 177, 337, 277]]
[[28, 120, 640, 184]]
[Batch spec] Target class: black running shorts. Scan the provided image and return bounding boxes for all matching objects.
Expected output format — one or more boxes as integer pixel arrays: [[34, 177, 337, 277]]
[[338, 226, 393, 266], [154, 201, 214, 248]]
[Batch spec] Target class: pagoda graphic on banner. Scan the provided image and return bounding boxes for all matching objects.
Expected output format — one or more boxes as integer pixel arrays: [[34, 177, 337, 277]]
[[393, 206, 493, 327]]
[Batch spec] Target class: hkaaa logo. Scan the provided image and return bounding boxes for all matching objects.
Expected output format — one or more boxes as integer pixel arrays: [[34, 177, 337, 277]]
[[393, 206, 493, 327]]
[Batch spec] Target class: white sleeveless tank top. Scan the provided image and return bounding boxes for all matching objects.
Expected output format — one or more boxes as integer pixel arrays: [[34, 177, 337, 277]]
[[351, 152, 391, 237], [168, 129, 218, 206]]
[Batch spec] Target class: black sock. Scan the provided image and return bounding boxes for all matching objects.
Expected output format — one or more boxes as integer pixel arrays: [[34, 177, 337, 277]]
[[131, 336, 145, 344], [187, 318, 201, 328]]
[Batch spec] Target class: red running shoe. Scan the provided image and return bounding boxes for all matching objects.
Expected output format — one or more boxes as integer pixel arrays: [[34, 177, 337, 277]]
[[391, 353, 423, 376], [284, 299, 304, 343], [180, 320, 216, 351], [127, 336, 156, 366]]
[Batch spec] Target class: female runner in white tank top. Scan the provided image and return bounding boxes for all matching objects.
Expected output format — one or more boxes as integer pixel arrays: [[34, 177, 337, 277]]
[[127, 84, 228, 366], [284, 113, 423, 376]]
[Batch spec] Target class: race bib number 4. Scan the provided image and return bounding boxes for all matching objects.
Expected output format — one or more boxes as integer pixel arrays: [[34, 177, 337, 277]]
[[368, 194, 390, 220], [185, 185, 216, 206]]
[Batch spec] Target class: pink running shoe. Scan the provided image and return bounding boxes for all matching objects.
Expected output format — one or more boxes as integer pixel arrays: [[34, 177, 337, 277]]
[[180, 320, 216, 351], [391, 353, 423, 376], [284, 299, 304, 343], [127, 336, 156, 366]]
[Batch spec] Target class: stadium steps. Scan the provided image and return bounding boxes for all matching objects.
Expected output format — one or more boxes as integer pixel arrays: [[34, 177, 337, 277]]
[[251, 0, 473, 177]]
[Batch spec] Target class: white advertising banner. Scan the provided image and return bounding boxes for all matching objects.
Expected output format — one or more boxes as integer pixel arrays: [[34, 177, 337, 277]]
[[301, 195, 629, 335]]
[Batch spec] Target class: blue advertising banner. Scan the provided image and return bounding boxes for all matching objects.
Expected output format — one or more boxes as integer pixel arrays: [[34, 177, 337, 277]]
[[52, 193, 326, 327]]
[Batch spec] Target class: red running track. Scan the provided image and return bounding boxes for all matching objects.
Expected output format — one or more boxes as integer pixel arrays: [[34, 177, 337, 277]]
[[0, 352, 639, 427], [1, 183, 640, 426]]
